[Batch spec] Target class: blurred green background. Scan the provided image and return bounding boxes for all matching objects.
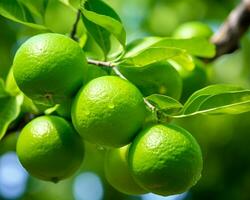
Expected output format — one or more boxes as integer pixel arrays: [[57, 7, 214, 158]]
[[1, 0, 250, 200]]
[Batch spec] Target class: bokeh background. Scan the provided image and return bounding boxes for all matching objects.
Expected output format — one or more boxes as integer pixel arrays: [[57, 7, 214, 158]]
[[1, 0, 250, 200]]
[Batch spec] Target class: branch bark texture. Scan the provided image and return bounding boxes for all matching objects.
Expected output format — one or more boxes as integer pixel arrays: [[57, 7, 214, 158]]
[[212, 0, 250, 58]]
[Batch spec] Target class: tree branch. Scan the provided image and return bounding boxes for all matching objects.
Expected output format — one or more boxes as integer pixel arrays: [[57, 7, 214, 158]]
[[212, 0, 250, 58]]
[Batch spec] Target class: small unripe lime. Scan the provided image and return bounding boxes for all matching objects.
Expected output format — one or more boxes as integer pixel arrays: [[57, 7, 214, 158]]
[[17, 115, 84, 182], [173, 21, 213, 39], [104, 145, 147, 195]]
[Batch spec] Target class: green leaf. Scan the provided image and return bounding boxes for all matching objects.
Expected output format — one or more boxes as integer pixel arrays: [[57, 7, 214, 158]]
[[146, 94, 183, 115], [183, 84, 243, 112], [81, 15, 111, 58], [178, 90, 250, 117], [80, 0, 126, 58], [122, 47, 187, 67], [0, 78, 23, 140], [58, 0, 77, 11], [44, 104, 60, 115], [124, 37, 161, 58], [0, 79, 9, 97], [169, 54, 194, 71], [0, 95, 23, 140], [198, 91, 250, 115], [0, 0, 49, 30], [59, 0, 71, 6], [123, 37, 215, 59], [20, 0, 49, 19], [173, 84, 250, 118], [152, 37, 215, 58]]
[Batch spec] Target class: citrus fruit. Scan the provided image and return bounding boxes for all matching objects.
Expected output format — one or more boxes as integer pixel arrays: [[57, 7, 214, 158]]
[[104, 145, 147, 195], [128, 124, 203, 196], [16, 115, 84, 182], [173, 21, 213, 39], [13, 33, 87, 106], [71, 76, 146, 147], [117, 61, 183, 100]]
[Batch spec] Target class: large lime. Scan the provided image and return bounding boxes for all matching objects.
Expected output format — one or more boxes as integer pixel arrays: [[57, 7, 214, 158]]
[[128, 124, 203, 195], [71, 76, 146, 147], [13, 33, 87, 106]]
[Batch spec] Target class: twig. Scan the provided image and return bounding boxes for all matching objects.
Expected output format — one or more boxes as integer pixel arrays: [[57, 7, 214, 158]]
[[87, 59, 114, 68], [112, 66, 127, 79], [212, 0, 250, 58], [70, 9, 81, 41]]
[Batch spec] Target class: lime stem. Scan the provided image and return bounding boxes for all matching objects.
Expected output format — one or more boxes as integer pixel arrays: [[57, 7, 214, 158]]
[[87, 59, 114, 68], [70, 10, 81, 41]]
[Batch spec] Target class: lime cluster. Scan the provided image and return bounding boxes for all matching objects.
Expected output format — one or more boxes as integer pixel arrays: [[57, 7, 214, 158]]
[[12, 33, 203, 196]]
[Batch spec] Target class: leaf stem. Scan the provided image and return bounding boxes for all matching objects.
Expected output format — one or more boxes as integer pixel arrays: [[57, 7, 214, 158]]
[[87, 59, 114, 68], [70, 9, 81, 41]]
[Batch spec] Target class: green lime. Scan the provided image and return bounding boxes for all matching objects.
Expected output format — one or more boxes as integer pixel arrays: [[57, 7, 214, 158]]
[[13, 33, 87, 106], [16, 115, 84, 182], [118, 61, 182, 100], [128, 124, 203, 196], [173, 21, 213, 39], [104, 145, 147, 195], [71, 76, 146, 147]]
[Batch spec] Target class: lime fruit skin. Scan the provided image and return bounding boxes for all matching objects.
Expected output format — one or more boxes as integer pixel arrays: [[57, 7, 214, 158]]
[[118, 61, 182, 100], [13, 33, 87, 106], [104, 145, 147, 195], [173, 21, 213, 39], [16, 115, 84, 182], [71, 76, 146, 147], [128, 124, 203, 196]]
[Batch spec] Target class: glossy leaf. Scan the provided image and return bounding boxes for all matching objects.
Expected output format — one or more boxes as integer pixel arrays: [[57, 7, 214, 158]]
[[146, 94, 183, 115], [183, 84, 243, 112], [20, 0, 49, 18], [198, 91, 250, 115], [0, 0, 49, 30], [124, 37, 161, 58], [169, 54, 195, 71], [80, 0, 126, 58], [152, 37, 215, 58], [122, 47, 186, 67], [124, 37, 215, 59], [0, 79, 8, 97], [173, 85, 250, 118], [0, 80, 23, 141]]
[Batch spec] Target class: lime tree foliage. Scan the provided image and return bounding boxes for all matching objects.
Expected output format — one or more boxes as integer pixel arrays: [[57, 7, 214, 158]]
[[1, 0, 250, 197]]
